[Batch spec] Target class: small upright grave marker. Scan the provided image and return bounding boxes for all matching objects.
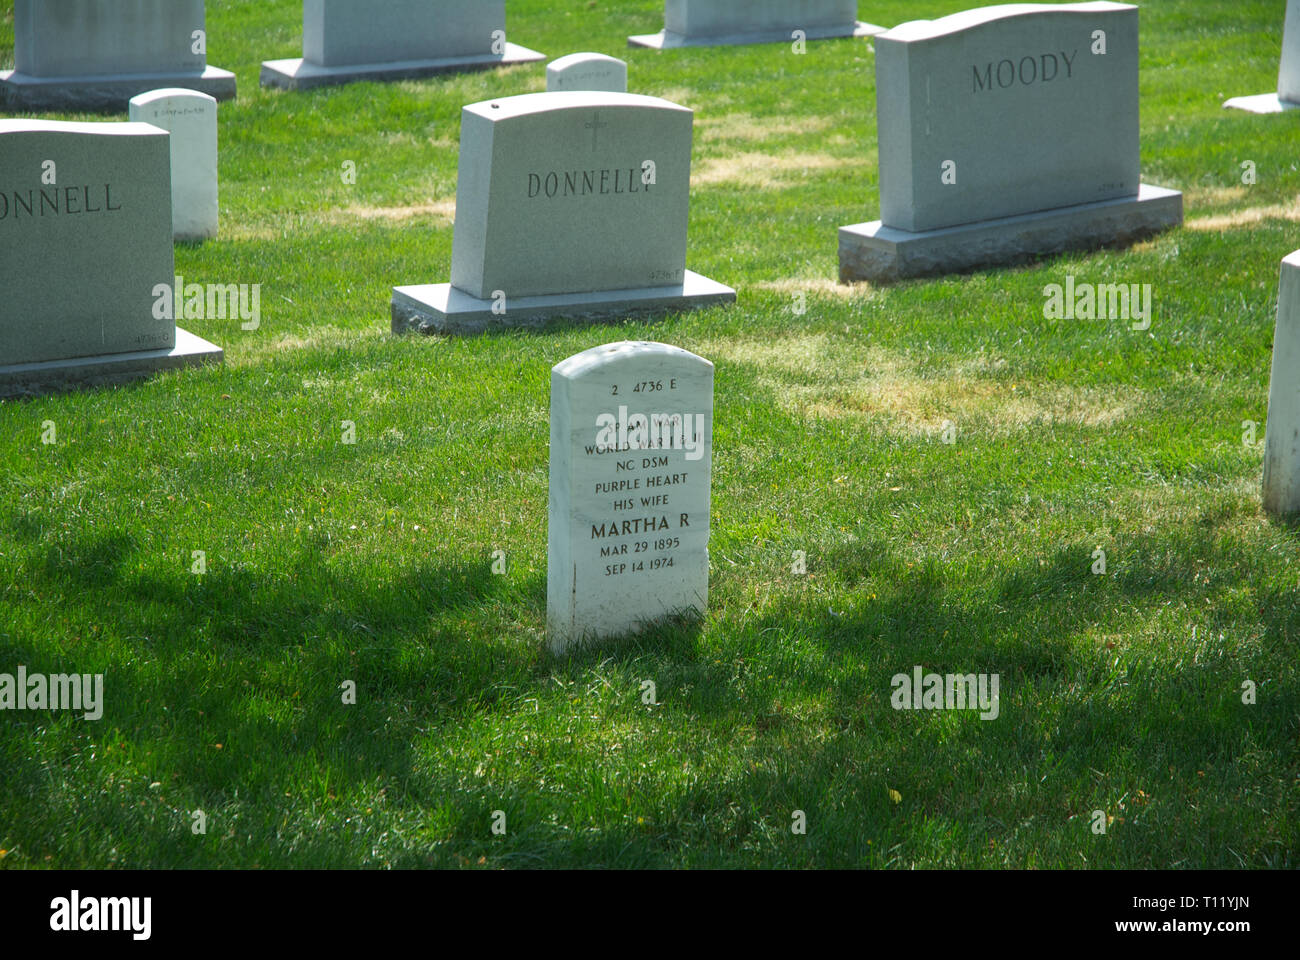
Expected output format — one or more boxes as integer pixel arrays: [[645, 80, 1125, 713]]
[[129, 88, 219, 242], [547, 341, 713, 653]]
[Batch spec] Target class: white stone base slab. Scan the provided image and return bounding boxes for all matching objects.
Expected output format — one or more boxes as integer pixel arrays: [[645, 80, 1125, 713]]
[[0, 67, 236, 112], [838, 184, 1184, 285], [0, 328, 223, 399], [392, 271, 736, 335], [629, 20, 881, 48], [260, 44, 546, 90], [1223, 92, 1300, 114]]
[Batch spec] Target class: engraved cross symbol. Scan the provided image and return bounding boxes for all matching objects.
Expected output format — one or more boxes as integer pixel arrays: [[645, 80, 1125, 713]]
[[585, 111, 609, 151]]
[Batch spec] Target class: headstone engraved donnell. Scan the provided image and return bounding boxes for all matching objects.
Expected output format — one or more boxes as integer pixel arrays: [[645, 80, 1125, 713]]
[[629, 0, 883, 49], [129, 89, 219, 242], [0, 120, 223, 398], [1224, 0, 1300, 113], [838, 2, 1183, 284], [391, 91, 735, 334], [547, 53, 628, 93], [261, 0, 545, 91], [0, 0, 236, 112], [547, 341, 713, 653], [1262, 251, 1300, 515]]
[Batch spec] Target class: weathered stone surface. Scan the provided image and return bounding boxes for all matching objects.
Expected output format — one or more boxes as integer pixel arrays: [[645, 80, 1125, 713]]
[[838, 185, 1182, 284], [1, 0, 236, 111]]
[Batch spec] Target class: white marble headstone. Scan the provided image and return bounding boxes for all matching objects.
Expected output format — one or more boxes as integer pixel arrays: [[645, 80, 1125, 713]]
[[548, 341, 713, 652], [130, 88, 219, 242], [450, 91, 694, 299], [547, 53, 628, 93], [665, 0, 859, 37], [876, 2, 1139, 232], [1263, 251, 1300, 515], [1280, 0, 1300, 104]]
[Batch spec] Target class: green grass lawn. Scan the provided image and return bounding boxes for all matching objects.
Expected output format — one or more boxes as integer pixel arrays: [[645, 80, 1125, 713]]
[[0, 0, 1297, 869]]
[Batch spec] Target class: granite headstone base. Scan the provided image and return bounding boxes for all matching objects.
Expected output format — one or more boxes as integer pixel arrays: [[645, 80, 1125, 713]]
[[261, 44, 545, 90], [0, 328, 223, 399], [0, 68, 236, 112], [1223, 93, 1300, 114], [628, 20, 881, 48], [838, 185, 1184, 285], [391, 273, 735, 335]]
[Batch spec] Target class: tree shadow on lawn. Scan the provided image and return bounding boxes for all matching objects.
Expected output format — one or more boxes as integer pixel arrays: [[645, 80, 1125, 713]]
[[4, 512, 1296, 866]]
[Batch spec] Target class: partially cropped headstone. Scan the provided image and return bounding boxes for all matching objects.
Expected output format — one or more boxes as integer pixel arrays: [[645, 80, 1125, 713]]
[[1224, 0, 1300, 113], [547, 53, 628, 93], [629, 0, 883, 48], [261, 0, 545, 91], [0, 0, 236, 112], [839, 2, 1183, 284], [129, 89, 219, 242], [0, 120, 223, 398], [391, 91, 735, 334], [1263, 251, 1300, 514], [547, 341, 713, 653]]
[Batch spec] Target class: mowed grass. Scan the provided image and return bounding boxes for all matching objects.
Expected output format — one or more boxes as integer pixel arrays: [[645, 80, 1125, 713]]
[[0, 0, 1297, 869]]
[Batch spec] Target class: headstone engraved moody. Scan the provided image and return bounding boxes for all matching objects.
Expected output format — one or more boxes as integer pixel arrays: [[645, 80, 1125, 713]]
[[547, 341, 713, 653], [261, 0, 545, 91], [629, 0, 883, 48], [0, 0, 236, 112], [391, 91, 735, 334], [547, 53, 628, 93], [1262, 251, 1300, 515], [838, 2, 1183, 284], [1224, 0, 1300, 113], [0, 120, 223, 398], [129, 89, 219, 242]]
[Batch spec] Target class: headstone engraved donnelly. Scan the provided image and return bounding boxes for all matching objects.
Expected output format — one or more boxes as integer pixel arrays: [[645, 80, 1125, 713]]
[[838, 2, 1183, 284], [547, 341, 713, 653], [261, 0, 545, 91], [0, 0, 237, 112], [390, 91, 735, 334], [0, 120, 223, 397]]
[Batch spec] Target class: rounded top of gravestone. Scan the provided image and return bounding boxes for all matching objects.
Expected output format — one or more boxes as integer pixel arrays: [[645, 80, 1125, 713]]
[[129, 88, 220, 108], [547, 52, 629, 93], [885, 1, 1135, 42], [467, 90, 689, 123], [553, 341, 712, 380]]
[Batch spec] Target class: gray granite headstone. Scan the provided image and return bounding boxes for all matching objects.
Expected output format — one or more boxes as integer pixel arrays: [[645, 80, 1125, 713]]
[[839, 1, 1182, 284], [1224, 0, 1300, 113], [1263, 251, 1300, 514], [629, 0, 883, 48], [261, 0, 545, 91], [129, 88, 219, 242], [0, 120, 222, 397], [391, 91, 735, 333], [547, 53, 628, 93], [547, 341, 713, 653], [0, 0, 236, 111]]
